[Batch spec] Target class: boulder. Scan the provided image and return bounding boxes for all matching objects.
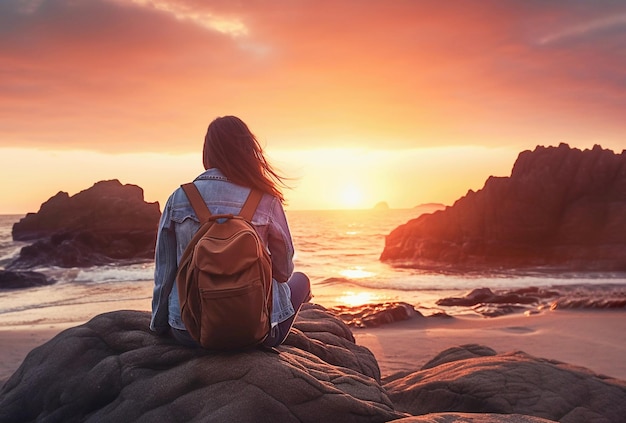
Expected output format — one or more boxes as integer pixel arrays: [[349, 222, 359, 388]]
[[0, 270, 55, 289], [2, 306, 624, 423], [385, 344, 626, 423], [0, 304, 407, 423], [9, 180, 160, 268], [380, 144, 626, 272]]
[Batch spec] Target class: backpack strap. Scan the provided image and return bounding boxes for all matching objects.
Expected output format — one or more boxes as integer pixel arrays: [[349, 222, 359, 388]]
[[181, 182, 263, 222], [181, 183, 212, 222], [239, 190, 263, 221]]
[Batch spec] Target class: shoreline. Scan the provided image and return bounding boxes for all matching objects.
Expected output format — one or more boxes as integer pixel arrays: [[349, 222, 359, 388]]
[[1, 276, 625, 387], [2, 306, 625, 387]]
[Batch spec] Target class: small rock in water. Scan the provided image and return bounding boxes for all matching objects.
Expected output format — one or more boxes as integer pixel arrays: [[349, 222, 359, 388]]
[[331, 302, 422, 327], [0, 270, 54, 289]]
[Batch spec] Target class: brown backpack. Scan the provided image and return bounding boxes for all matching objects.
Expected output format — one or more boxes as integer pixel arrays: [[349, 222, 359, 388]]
[[176, 183, 272, 350]]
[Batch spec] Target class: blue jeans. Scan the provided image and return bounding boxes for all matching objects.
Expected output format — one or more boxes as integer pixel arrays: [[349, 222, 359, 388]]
[[170, 272, 311, 348]]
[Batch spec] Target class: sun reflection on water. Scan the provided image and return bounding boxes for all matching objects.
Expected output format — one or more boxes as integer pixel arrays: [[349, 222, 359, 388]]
[[339, 266, 374, 279], [336, 291, 380, 307]]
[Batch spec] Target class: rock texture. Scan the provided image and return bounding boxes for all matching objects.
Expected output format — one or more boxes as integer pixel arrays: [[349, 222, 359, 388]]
[[0, 304, 406, 423], [0, 270, 54, 289], [393, 414, 556, 423], [436, 287, 561, 317], [2, 307, 625, 423], [9, 180, 160, 268], [384, 344, 626, 423], [330, 302, 422, 327], [380, 144, 626, 272]]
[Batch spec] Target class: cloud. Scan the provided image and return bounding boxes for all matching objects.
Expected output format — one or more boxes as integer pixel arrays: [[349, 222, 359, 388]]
[[539, 14, 626, 45], [127, 0, 248, 36], [0, 0, 625, 154]]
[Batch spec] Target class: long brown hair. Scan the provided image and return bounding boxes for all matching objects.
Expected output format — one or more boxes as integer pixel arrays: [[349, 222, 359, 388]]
[[203, 116, 287, 203]]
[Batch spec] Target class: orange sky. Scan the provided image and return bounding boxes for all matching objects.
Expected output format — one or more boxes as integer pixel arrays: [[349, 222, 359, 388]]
[[1, 0, 625, 213]]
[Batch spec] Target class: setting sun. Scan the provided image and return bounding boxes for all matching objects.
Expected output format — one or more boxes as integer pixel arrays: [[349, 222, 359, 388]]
[[339, 184, 365, 209], [0, 0, 624, 216]]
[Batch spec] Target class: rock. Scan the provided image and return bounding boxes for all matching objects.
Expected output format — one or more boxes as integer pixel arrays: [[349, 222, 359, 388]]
[[420, 344, 497, 370], [385, 344, 626, 423], [0, 270, 55, 289], [380, 144, 626, 272], [393, 413, 556, 423], [2, 306, 623, 422], [374, 201, 390, 210], [330, 302, 421, 328], [435, 287, 561, 317], [8, 180, 160, 268], [550, 297, 626, 310], [0, 304, 407, 423]]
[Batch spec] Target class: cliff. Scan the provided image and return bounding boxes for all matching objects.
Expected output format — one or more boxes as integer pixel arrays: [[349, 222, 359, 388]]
[[380, 143, 626, 272]]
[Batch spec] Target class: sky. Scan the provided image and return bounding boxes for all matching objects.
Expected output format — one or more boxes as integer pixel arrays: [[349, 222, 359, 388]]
[[1, 0, 625, 213]]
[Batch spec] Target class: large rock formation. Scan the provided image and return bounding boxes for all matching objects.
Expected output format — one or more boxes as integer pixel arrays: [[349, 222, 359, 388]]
[[9, 180, 160, 268], [2, 305, 625, 422], [380, 144, 626, 272], [0, 305, 406, 423]]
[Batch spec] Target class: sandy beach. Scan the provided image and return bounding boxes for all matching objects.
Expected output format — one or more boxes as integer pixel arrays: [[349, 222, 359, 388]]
[[2, 294, 625, 386], [354, 309, 626, 381], [0, 281, 155, 386]]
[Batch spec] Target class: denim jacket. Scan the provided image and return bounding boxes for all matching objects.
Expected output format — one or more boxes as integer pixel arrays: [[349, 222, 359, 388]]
[[150, 168, 295, 334]]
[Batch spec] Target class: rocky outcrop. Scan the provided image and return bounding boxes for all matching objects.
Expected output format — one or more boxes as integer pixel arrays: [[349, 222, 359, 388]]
[[384, 344, 626, 423], [380, 144, 626, 272], [2, 307, 625, 422], [436, 287, 561, 317], [0, 305, 406, 423], [432, 285, 626, 317], [0, 270, 54, 289], [9, 180, 160, 268]]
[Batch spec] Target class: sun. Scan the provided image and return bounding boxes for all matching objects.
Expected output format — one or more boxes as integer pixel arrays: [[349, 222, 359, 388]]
[[339, 183, 364, 208]]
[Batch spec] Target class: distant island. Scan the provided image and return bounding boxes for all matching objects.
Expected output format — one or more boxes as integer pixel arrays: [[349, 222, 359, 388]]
[[373, 201, 389, 210], [372, 202, 446, 212], [413, 202, 446, 215], [380, 143, 626, 272], [414, 202, 446, 210]]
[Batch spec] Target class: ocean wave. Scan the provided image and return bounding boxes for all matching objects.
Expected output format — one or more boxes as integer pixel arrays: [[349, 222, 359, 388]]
[[317, 277, 357, 286], [316, 275, 463, 292], [26, 263, 155, 285], [315, 272, 626, 294], [74, 264, 154, 283]]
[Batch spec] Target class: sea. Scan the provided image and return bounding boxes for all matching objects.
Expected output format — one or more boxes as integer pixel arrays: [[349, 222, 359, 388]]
[[1, 210, 625, 327]]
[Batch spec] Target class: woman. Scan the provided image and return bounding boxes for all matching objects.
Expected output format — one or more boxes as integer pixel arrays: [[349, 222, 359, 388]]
[[150, 115, 311, 348]]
